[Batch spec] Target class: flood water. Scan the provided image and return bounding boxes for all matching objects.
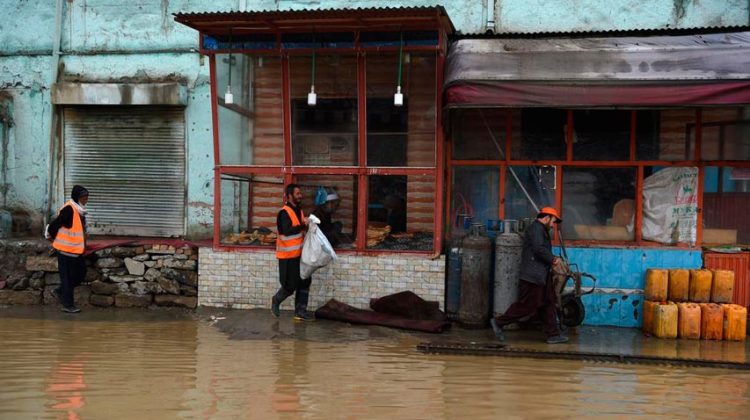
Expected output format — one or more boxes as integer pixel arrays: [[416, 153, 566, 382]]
[[1, 307, 749, 419]]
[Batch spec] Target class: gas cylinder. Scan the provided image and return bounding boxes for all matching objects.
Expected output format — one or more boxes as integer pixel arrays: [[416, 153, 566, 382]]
[[493, 233, 522, 317], [458, 223, 492, 328], [446, 216, 471, 321]]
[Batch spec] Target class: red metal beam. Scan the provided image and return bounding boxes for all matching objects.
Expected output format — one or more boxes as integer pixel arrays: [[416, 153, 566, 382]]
[[434, 48, 445, 254], [356, 52, 368, 251], [209, 55, 222, 248], [635, 165, 644, 244], [566, 110, 574, 162]]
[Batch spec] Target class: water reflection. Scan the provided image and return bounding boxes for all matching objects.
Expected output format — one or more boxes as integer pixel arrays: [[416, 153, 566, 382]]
[[0, 307, 749, 418]]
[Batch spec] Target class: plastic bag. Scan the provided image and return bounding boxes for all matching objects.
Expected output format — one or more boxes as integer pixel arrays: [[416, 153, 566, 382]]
[[300, 214, 338, 279]]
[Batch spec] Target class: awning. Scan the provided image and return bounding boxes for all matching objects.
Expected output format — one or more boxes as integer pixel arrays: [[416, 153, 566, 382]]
[[445, 32, 750, 107]]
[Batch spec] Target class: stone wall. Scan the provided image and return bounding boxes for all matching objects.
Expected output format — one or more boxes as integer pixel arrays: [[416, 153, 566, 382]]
[[0, 240, 198, 309], [198, 248, 445, 310]]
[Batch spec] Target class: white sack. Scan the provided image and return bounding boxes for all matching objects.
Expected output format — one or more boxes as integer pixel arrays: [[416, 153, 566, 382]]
[[300, 214, 338, 279], [641, 167, 698, 245]]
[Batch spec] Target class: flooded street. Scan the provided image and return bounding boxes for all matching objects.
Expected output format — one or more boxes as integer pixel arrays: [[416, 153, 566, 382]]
[[1, 307, 749, 419]]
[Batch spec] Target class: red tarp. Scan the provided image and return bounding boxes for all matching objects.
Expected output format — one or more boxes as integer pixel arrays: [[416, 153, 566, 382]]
[[445, 81, 750, 108]]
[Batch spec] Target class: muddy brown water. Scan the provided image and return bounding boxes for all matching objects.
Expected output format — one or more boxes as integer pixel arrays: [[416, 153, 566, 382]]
[[1, 307, 749, 419]]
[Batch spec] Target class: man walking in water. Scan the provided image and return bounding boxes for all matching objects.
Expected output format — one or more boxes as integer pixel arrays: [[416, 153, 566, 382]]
[[271, 184, 315, 321], [47, 185, 90, 313], [491, 207, 568, 344]]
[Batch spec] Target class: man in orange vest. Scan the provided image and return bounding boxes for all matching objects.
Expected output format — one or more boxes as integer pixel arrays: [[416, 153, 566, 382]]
[[46, 185, 89, 313], [271, 184, 314, 321]]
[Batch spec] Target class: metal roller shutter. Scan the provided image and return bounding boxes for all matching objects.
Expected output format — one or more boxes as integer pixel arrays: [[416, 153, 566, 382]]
[[63, 106, 186, 237]]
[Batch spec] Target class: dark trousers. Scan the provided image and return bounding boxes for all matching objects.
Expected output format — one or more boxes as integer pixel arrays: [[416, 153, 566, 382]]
[[57, 253, 86, 307], [494, 279, 560, 338], [275, 258, 311, 314]]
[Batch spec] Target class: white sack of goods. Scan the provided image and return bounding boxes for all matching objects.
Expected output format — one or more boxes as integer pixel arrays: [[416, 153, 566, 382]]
[[300, 214, 338, 279], [639, 167, 698, 245]]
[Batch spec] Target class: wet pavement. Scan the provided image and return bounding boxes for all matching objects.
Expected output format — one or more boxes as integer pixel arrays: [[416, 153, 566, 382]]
[[1, 305, 749, 418]]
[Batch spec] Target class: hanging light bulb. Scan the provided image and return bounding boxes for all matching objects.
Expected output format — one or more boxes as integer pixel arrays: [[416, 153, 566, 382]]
[[224, 28, 234, 104], [308, 85, 316, 106], [394, 31, 404, 107], [394, 86, 403, 107], [308, 33, 317, 106], [224, 85, 234, 105]]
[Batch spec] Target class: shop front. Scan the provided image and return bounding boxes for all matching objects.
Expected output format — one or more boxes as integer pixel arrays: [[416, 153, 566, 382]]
[[444, 31, 750, 326], [174, 7, 453, 310]]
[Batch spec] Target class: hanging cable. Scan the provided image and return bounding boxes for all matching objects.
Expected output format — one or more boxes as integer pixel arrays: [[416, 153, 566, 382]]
[[225, 27, 234, 104], [308, 30, 317, 106], [394, 31, 404, 106]]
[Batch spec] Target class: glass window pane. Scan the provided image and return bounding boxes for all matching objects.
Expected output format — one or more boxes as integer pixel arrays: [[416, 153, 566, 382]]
[[703, 166, 750, 244], [367, 53, 436, 167], [505, 166, 557, 223], [562, 167, 635, 241], [450, 167, 499, 234], [451, 109, 504, 161], [573, 110, 630, 161], [512, 109, 567, 160], [637, 110, 694, 161], [701, 107, 750, 161], [367, 175, 434, 250], [216, 55, 284, 165], [290, 55, 358, 166], [220, 175, 283, 247], [296, 175, 357, 250]]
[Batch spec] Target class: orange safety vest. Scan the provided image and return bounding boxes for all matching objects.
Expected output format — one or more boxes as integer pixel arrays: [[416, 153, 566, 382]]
[[276, 205, 304, 259], [52, 200, 86, 255]]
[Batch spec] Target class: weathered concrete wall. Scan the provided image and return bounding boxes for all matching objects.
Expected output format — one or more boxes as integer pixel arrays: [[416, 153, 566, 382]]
[[494, 0, 749, 34], [198, 248, 445, 310], [1, 0, 747, 238]]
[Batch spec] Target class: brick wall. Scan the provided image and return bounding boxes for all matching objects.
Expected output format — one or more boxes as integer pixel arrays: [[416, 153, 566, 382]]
[[198, 248, 445, 310]]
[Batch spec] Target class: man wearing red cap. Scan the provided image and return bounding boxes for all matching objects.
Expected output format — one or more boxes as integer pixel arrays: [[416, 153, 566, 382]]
[[491, 207, 569, 344]]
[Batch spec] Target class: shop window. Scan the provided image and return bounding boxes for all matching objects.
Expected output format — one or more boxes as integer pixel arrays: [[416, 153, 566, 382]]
[[637, 110, 694, 161], [505, 166, 557, 224], [290, 55, 358, 166], [451, 109, 504, 161], [216, 55, 284, 166], [703, 166, 750, 244], [220, 175, 283, 247], [366, 53, 436, 167], [573, 110, 630, 161], [562, 167, 635, 241], [700, 107, 750, 161], [451, 167, 499, 234], [292, 98, 358, 166], [367, 175, 434, 250], [512, 109, 567, 161], [367, 98, 408, 166], [295, 175, 357, 249]]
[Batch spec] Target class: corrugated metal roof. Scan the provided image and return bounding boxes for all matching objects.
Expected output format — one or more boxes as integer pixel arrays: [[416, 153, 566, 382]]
[[174, 6, 454, 35], [458, 25, 750, 39]]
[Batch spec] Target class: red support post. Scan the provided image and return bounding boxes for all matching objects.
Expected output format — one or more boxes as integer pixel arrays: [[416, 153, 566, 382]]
[[434, 48, 445, 254], [630, 110, 637, 161], [356, 52, 368, 250], [209, 55, 222, 249], [696, 109, 704, 247], [635, 165, 644, 244], [566, 110, 574, 162]]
